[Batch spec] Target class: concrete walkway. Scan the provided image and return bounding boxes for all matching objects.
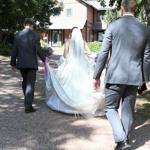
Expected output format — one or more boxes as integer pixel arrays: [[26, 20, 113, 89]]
[[0, 56, 150, 150]]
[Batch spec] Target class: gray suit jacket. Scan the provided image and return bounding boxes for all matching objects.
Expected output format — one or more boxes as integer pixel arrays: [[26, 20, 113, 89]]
[[93, 16, 150, 86], [10, 28, 45, 69]]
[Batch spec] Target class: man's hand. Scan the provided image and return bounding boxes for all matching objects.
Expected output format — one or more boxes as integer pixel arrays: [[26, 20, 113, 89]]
[[93, 79, 100, 90], [11, 66, 16, 72]]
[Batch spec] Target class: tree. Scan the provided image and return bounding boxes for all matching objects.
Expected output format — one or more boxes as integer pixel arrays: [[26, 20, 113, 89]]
[[144, 0, 150, 25], [0, 0, 62, 31], [99, 0, 150, 26], [0, 0, 62, 46], [103, 9, 119, 23]]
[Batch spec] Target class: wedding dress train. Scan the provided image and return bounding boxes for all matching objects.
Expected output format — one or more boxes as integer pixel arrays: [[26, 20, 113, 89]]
[[45, 28, 105, 117]]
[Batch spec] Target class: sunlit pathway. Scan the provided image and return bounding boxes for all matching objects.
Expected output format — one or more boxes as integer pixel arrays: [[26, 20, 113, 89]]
[[0, 56, 149, 150]]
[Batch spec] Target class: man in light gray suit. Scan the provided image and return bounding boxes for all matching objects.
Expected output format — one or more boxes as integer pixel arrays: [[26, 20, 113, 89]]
[[93, 0, 150, 150]]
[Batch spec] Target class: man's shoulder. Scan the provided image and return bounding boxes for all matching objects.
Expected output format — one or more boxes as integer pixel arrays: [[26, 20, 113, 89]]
[[134, 18, 147, 27], [16, 29, 30, 37], [110, 17, 122, 24], [107, 17, 122, 28], [32, 30, 40, 38], [14, 30, 23, 40], [26, 30, 40, 40], [15, 30, 22, 36], [134, 19, 150, 34]]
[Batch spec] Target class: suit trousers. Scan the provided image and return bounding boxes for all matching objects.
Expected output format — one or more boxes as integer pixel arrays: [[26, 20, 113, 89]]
[[104, 84, 137, 142], [20, 69, 36, 108]]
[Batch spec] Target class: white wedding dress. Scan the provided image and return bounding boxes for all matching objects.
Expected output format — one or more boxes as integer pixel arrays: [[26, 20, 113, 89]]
[[45, 28, 105, 117]]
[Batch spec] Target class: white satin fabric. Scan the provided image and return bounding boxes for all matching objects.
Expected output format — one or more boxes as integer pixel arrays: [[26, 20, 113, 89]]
[[45, 28, 105, 117]]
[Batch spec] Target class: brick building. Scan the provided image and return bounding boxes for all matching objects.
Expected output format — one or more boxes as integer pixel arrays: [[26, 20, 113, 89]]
[[46, 0, 112, 47]]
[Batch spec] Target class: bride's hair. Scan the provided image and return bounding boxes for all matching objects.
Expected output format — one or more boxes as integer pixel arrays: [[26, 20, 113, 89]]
[[71, 26, 78, 32]]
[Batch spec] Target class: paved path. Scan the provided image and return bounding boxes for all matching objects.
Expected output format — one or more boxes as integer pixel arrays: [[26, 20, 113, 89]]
[[0, 56, 150, 150]]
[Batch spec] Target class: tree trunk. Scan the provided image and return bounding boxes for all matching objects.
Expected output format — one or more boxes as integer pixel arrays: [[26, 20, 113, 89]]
[[2, 35, 8, 46], [144, 0, 150, 26], [0, 33, 2, 43]]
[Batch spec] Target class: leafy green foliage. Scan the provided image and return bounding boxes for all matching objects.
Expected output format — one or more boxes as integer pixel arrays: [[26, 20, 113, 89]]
[[87, 41, 102, 53], [103, 9, 119, 23], [144, 0, 150, 25], [136, 0, 146, 23], [0, 44, 12, 56], [0, 0, 62, 31], [98, 0, 149, 25]]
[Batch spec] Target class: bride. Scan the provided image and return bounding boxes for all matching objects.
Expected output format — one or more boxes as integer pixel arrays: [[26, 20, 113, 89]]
[[45, 27, 105, 117]]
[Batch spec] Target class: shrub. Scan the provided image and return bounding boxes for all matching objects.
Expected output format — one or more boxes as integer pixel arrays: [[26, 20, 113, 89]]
[[87, 41, 102, 53], [0, 44, 12, 56]]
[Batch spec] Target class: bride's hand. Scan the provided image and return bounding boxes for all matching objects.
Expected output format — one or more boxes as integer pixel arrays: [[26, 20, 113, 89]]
[[93, 79, 100, 90], [84, 51, 92, 56]]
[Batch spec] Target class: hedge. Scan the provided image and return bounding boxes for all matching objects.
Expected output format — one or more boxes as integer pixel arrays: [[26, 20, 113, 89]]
[[87, 41, 102, 53], [0, 44, 12, 56]]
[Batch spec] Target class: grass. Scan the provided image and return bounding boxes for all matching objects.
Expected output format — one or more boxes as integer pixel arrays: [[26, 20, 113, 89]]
[[87, 41, 102, 53], [52, 45, 64, 55], [52, 41, 102, 55]]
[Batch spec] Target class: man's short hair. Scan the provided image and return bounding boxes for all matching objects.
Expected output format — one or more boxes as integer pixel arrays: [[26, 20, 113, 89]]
[[121, 0, 137, 13], [24, 18, 35, 26]]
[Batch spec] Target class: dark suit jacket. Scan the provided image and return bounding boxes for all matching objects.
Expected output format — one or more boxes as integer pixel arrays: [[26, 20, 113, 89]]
[[93, 15, 150, 86], [10, 28, 45, 69]]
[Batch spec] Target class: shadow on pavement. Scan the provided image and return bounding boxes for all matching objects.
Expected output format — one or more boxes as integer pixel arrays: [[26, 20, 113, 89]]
[[131, 113, 150, 149], [0, 56, 149, 150], [0, 56, 101, 150]]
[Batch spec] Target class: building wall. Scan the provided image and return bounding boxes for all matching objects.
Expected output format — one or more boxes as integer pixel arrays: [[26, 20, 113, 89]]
[[64, 29, 71, 40], [65, 0, 87, 19], [48, 0, 106, 46], [82, 26, 87, 41], [50, 0, 87, 28], [86, 6, 94, 41], [87, 5, 94, 24], [49, 0, 88, 46]]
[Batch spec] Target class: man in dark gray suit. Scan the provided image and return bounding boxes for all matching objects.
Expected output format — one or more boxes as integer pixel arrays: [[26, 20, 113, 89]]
[[10, 18, 46, 113], [93, 0, 150, 149]]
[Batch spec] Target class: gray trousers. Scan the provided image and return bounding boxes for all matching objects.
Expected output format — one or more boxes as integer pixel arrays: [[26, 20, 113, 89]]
[[104, 84, 137, 143], [20, 69, 36, 108]]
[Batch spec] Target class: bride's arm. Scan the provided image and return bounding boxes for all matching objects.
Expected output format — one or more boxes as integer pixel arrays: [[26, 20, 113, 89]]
[[63, 39, 70, 58], [84, 41, 91, 55]]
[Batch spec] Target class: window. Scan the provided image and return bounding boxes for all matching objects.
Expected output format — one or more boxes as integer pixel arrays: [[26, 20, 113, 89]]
[[52, 30, 62, 46], [97, 32, 104, 41], [66, 8, 72, 16], [96, 10, 105, 22]]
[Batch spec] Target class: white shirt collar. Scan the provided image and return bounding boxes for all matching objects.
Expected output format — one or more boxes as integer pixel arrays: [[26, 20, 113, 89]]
[[123, 13, 134, 17]]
